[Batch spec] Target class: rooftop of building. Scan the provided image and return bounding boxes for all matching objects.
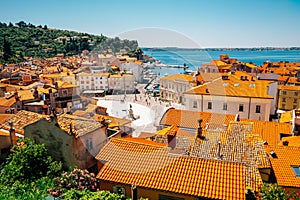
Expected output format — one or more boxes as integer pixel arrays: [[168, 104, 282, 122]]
[[96, 138, 246, 199], [185, 71, 273, 99], [265, 145, 300, 188], [160, 108, 292, 146]]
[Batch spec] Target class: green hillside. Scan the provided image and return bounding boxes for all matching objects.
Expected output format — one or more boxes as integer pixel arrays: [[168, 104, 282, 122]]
[[0, 21, 138, 63]]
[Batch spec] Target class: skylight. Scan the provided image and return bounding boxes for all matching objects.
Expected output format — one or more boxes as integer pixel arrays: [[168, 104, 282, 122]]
[[250, 83, 255, 88], [292, 166, 300, 177], [234, 83, 239, 87], [223, 83, 229, 86]]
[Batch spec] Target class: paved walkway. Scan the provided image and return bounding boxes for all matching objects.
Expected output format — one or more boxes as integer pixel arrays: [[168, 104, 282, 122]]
[[96, 93, 185, 137]]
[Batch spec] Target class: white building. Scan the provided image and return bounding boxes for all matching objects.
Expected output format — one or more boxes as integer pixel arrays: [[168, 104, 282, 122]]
[[108, 74, 135, 94], [160, 74, 193, 103], [76, 72, 110, 92], [120, 61, 143, 83], [184, 72, 274, 121]]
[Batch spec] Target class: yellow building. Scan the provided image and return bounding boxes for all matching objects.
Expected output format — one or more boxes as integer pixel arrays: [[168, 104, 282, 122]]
[[277, 85, 300, 111]]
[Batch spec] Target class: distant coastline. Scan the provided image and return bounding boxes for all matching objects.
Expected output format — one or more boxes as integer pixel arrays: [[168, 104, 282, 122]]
[[142, 47, 300, 51]]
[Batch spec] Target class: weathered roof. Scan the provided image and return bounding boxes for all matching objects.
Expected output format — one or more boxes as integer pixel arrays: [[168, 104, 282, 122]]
[[190, 121, 270, 191], [1, 110, 46, 134], [56, 114, 103, 138], [160, 108, 292, 146]]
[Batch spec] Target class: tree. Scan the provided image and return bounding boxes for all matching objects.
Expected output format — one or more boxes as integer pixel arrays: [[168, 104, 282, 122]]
[[15, 20, 27, 28], [258, 183, 300, 199], [0, 138, 62, 186], [44, 25, 48, 30], [8, 22, 13, 27], [3, 37, 12, 61]]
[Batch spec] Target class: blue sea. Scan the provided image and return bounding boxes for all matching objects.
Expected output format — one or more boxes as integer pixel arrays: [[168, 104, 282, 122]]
[[142, 49, 300, 76]]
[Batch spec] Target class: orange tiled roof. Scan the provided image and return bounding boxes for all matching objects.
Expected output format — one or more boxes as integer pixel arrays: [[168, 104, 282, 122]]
[[279, 136, 300, 147], [55, 81, 77, 89], [96, 138, 246, 199], [0, 110, 46, 134], [56, 114, 103, 138], [190, 121, 270, 191], [266, 145, 300, 187], [202, 60, 229, 67], [0, 114, 14, 124], [160, 108, 292, 146], [241, 119, 292, 146], [160, 74, 193, 82], [278, 84, 300, 91], [185, 72, 273, 99], [18, 90, 35, 101], [160, 108, 236, 130], [0, 97, 16, 107]]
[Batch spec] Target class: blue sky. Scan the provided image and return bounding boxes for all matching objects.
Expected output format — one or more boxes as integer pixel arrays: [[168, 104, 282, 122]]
[[1, 0, 300, 48]]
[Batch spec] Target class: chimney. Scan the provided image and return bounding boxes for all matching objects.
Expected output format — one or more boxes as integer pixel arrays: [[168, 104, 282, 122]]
[[234, 114, 240, 122], [205, 88, 209, 93], [217, 141, 223, 159], [197, 119, 205, 139], [244, 76, 249, 81], [205, 123, 209, 129], [282, 140, 289, 146], [240, 76, 244, 81], [270, 150, 278, 158], [222, 75, 229, 80], [167, 130, 177, 149], [251, 76, 255, 81], [69, 123, 73, 135], [8, 121, 17, 146]]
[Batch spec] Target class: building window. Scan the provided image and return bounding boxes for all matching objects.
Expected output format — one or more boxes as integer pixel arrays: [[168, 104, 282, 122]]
[[193, 101, 197, 108], [223, 103, 227, 110], [293, 105, 297, 109], [282, 91, 286, 95], [208, 102, 212, 109], [292, 166, 300, 177], [113, 186, 126, 196], [239, 104, 244, 112], [256, 105, 261, 113], [295, 92, 298, 96], [294, 99, 297, 104], [282, 104, 285, 109], [282, 98, 286, 102]]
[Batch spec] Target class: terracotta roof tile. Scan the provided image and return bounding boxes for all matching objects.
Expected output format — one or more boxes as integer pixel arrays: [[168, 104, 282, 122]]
[[265, 145, 300, 187], [0, 114, 14, 124], [160, 109, 292, 146], [0, 97, 16, 107], [190, 122, 270, 191], [96, 138, 246, 199], [185, 72, 273, 99], [56, 114, 103, 137], [0, 110, 46, 134], [279, 136, 300, 147], [160, 74, 193, 82]]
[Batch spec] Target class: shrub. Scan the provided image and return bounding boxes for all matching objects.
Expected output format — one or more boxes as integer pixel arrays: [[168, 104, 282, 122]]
[[48, 168, 98, 197]]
